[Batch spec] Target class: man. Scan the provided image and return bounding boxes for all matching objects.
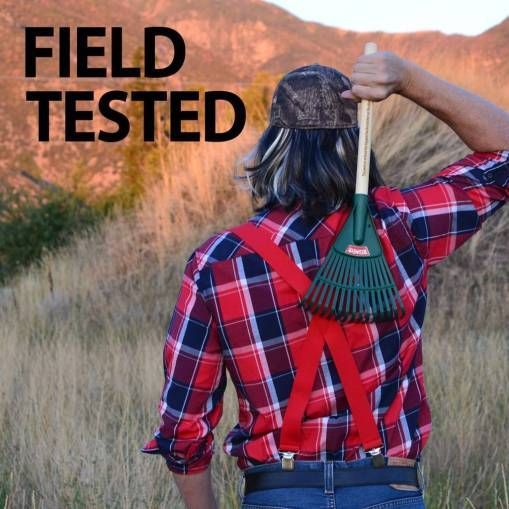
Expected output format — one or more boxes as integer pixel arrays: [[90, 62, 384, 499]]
[[141, 48, 509, 509]]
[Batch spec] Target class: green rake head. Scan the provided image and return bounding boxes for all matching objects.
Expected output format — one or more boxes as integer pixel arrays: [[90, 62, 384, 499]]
[[301, 196, 405, 323]]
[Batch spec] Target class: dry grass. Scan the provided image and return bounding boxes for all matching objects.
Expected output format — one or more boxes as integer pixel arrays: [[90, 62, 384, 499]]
[[0, 88, 508, 508]]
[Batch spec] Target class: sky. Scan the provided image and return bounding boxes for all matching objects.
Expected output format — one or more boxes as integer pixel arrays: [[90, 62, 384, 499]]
[[266, 0, 508, 36]]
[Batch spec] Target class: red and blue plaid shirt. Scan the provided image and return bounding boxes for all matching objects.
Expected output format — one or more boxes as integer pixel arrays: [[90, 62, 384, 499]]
[[141, 150, 509, 474]]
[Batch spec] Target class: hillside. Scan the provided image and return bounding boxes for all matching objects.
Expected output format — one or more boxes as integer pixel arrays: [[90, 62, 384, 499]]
[[0, 0, 508, 189]]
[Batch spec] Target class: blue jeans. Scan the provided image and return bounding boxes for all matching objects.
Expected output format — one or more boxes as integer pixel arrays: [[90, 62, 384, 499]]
[[239, 458, 425, 509]]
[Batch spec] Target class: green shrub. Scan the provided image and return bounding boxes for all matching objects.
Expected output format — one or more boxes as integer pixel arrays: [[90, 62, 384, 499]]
[[0, 188, 100, 284]]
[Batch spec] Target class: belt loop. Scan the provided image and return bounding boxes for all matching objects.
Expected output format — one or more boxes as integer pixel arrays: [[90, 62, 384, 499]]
[[324, 460, 334, 495], [417, 460, 426, 493], [237, 473, 246, 502]]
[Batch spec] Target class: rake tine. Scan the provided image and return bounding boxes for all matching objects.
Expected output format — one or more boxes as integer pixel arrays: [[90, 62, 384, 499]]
[[324, 255, 344, 319], [306, 265, 327, 314], [365, 259, 377, 316], [362, 263, 369, 315], [333, 253, 350, 318], [372, 260, 386, 318], [343, 260, 355, 321], [329, 257, 346, 319], [322, 252, 343, 315], [317, 251, 340, 315], [351, 258, 359, 319], [319, 265, 338, 316], [376, 261, 392, 317]]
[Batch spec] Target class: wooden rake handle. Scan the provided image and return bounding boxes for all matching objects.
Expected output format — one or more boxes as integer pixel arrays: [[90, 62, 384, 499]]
[[354, 42, 378, 196]]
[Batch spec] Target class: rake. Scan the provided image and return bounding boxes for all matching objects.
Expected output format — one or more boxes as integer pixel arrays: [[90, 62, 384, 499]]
[[301, 42, 404, 323]]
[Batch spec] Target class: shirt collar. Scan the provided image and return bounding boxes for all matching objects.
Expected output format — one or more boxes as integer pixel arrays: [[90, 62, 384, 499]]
[[247, 201, 347, 245]]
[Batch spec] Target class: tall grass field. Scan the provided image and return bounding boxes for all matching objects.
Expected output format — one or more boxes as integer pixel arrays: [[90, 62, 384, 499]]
[[0, 84, 508, 508]]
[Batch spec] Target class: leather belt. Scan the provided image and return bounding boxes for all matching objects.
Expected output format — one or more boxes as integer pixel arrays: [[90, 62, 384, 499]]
[[244, 464, 420, 495]]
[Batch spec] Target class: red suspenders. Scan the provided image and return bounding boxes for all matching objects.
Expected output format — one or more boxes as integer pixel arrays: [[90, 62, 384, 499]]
[[231, 220, 386, 470]]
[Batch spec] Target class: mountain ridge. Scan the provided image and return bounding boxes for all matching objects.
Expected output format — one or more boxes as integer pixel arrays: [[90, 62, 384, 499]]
[[1, 0, 507, 188]]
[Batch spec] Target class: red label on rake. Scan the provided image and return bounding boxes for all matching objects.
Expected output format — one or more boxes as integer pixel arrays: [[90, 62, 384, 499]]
[[345, 244, 370, 257]]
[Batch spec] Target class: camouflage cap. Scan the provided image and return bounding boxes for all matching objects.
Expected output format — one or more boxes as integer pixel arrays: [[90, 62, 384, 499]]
[[269, 63, 358, 129]]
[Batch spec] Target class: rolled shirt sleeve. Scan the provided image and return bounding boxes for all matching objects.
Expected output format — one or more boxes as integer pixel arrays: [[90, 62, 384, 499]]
[[141, 250, 226, 474], [393, 150, 509, 266]]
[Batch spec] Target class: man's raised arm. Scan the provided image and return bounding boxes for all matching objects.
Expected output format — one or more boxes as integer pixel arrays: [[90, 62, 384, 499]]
[[341, 50, 509, 152]]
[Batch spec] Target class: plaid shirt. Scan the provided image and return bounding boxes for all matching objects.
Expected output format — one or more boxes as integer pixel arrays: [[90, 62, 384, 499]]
[[141, 150, 509, 474]]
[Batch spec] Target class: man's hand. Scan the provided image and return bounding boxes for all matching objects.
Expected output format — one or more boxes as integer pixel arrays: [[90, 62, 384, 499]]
[[341, 48, 509, 152], [172, 466, 218, 509], [341, 50, 412, 103]]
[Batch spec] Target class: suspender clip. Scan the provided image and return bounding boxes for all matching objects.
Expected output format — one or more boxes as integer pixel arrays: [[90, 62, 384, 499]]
[[280, 451, 296, 471], [367, 447, 385, 468]]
